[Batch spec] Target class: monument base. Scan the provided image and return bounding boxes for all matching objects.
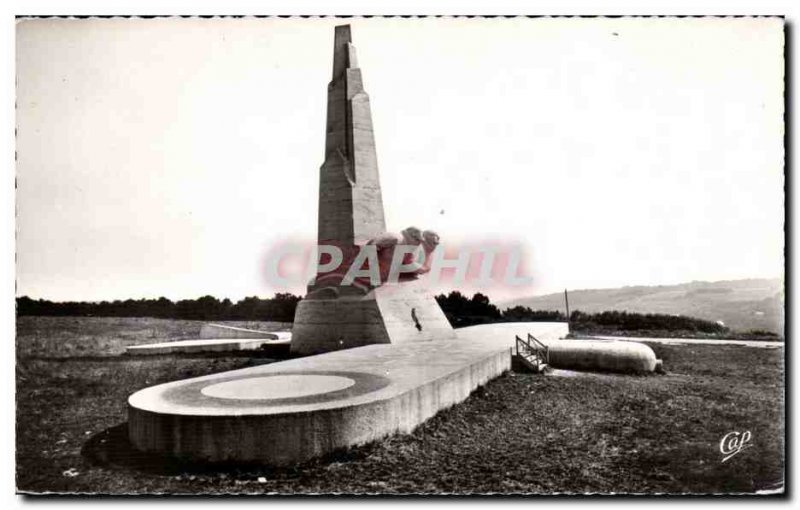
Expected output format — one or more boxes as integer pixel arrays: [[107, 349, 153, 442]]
[[290, 279, 455, 356]]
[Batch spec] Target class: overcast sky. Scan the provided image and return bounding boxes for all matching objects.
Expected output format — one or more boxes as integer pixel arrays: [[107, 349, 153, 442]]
[[15, 17, 784, 302]]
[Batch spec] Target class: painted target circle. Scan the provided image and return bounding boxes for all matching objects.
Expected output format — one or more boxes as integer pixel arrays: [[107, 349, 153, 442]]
[[200, 375, 356, 400], [161, 370, 391, 408]]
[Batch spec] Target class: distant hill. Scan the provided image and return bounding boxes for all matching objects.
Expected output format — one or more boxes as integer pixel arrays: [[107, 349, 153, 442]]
[[501, 278, 784, 334]]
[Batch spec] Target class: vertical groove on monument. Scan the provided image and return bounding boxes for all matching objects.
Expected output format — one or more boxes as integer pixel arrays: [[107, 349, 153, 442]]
[[291, 25, 455, 356], [318, 25, 386, 246]]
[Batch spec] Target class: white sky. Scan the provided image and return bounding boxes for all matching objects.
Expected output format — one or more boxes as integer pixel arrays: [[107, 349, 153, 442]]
[[15, 16, 785, 302]]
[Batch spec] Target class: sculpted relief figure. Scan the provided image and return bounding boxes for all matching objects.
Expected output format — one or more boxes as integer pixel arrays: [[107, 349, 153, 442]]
[[308, 227, 441, 299], [369, 226, 440, 281]]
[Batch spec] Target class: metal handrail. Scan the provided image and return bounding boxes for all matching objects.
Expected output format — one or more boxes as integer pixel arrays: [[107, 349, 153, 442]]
[[527, 333, 550, 364], [515, 334, 548, 370], [514, 335, 527, 356]]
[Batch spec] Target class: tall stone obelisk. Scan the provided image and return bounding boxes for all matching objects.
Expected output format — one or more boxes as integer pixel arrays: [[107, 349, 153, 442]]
[[291, 25, 455, 356], [318, 25, 386, 247]]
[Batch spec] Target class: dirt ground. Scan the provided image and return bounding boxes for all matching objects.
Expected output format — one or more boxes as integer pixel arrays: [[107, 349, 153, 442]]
[[16, 316, 784, 495]]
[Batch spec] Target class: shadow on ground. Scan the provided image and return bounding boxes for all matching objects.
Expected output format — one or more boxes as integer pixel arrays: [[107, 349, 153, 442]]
[[81, 422, 373, 478]]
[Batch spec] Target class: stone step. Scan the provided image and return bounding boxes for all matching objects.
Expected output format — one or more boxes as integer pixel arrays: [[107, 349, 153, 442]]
[[521, 352, 545, 363], [511, 354, 548, 374]]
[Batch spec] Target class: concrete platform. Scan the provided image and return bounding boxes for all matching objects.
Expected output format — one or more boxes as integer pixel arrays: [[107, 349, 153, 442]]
[[125, 337, 291, 355], [455, 322, 569, 345], [199, 323, 291, 340], [590, 335, 784, 349], [127, 322, 568, 465]]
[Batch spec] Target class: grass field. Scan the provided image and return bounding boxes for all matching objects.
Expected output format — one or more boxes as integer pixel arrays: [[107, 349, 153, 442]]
[[16, 317, 784, 495]]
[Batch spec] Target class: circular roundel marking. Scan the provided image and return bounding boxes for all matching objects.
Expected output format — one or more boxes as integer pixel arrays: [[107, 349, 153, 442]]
[[161, 370, 392, 409], [200, 375, 356, 400]]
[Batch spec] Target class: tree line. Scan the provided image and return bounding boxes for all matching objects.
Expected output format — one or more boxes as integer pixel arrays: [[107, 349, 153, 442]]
[[16, 291, 731, 334], [433, 291, 729, 333], [15, 294, 301, 322]]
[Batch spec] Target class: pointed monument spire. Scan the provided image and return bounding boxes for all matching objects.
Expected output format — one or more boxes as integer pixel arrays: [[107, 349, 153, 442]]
[[291, 24, 456, 356], [331, 24, 358, 78], [318, 24, 386, 247]]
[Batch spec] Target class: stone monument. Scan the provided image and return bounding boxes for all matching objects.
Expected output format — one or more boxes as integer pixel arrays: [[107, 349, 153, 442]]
[[291, 25, 455, 355], [125, 26, 652, 466]]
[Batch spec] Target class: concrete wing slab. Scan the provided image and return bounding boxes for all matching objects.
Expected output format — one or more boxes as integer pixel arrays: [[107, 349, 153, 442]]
[[199, 323, 290, 340], [125, 337, 290, 355], [127, 332, 514, 465]]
